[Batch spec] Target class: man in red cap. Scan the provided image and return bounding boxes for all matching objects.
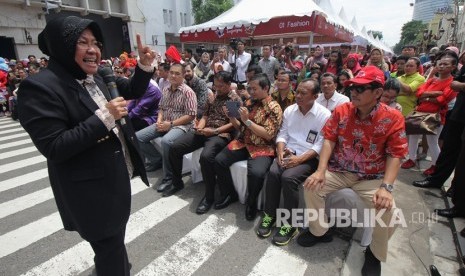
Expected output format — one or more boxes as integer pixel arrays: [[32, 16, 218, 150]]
[[298, 66, 408, 276]]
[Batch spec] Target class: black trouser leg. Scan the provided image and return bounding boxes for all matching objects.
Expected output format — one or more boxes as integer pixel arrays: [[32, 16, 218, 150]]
[[89, 228, 129, 276], [169, 133, 205, 187], [199, 136, 229, 202], [264, 159, 318, 218], [215, 147, 249, 197], [429, 120, 464, 186], [452, 129, 465, 213], [246, 156, 273, 206]]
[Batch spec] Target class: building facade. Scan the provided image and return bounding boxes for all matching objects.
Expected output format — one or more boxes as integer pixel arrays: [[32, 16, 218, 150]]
[[412, 0, 453, 23], [0, 0, 194, 61]]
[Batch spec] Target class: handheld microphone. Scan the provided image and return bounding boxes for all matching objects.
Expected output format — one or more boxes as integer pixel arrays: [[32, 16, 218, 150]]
[[98, 67, 127, 125]]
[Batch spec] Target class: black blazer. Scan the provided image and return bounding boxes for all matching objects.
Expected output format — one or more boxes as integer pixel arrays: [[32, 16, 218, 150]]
[[18, 61, 151, 241]]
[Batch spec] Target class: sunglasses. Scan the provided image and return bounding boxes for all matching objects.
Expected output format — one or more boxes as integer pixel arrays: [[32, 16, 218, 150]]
[[349, 85, 374, 94]]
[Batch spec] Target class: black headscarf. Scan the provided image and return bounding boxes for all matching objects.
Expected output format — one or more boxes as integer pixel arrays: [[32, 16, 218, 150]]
[[38, 16, 104, 80]]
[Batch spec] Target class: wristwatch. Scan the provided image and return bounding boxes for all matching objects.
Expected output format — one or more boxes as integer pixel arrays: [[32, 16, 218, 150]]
[[245, 119, 252, 127], [170, 121, 174, 128], [380, 183, 394, 193], [214, 128, 219, 135]]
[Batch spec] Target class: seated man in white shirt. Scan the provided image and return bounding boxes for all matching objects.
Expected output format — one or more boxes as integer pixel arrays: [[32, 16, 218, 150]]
[[256, 79, 331, 246], [316, 72, 350, 112]]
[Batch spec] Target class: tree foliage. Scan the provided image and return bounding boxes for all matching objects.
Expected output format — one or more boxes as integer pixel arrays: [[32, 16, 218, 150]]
[[368, 30, 383, 40], [192, 0, 234, 25], [393, 20, 427, 54]]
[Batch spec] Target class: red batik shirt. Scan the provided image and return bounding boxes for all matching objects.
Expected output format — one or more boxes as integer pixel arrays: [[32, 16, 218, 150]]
[[323, 102, 408, 180], [228, 96, 283, 158]]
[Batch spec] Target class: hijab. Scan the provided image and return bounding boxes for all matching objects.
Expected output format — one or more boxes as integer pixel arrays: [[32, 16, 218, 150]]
[[38, 16, 104, 80]]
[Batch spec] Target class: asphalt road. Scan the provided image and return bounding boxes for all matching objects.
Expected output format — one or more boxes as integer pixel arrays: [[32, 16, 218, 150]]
[[0, 116, 350, 276]]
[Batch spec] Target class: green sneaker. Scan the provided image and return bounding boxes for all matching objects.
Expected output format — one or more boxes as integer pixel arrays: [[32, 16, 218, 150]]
[[272, 225, 298, 246], [256, 213, 276, 238]]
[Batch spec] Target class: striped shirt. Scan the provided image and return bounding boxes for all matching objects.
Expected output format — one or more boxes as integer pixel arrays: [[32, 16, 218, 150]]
[[159, 83, 197, 131]]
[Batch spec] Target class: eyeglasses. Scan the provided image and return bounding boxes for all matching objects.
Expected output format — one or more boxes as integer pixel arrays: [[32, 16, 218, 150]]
[[76, 40, 103, 51], [349, 85, 373, 94]]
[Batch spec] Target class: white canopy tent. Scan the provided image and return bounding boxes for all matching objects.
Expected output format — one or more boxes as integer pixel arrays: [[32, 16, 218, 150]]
[[178, 0, 353, 45]]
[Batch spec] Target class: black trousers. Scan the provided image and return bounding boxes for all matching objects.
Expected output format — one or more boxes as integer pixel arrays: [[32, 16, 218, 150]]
[[169, 133, 228, 199], [264, 158, 318, 219], [428, 119, 465, 186], [452, 128, 465, 212], [215, 146, 273, 205], [89, 227, 129, 276]]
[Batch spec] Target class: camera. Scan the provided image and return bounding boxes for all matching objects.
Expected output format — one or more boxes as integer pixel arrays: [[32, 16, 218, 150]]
[[196, 44, 207, 54], [230, 38, 239, 50], [284, 46, 293, 54]]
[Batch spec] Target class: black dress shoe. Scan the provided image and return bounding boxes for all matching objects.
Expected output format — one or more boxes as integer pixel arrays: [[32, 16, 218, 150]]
[[162, 184, 184, 197], [412, 178, 441, 188], [245, 204, 257, 221], [434, 207, 465, 218], [461, 227, 465, 238], [196, 197, 213, 214], [445, 187, 454, 198], [430, 265, 441, 276], [361, 246, 381, 276], [156, 180, 172, 193], [214, 195, 238, 210]]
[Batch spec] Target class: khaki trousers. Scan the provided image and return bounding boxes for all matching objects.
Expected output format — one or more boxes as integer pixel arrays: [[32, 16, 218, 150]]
[[303, 171, 397, 262]]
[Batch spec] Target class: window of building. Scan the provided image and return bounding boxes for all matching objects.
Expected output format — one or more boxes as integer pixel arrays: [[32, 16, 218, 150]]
[[163, 9, 168, 24], [169, 10, 173, 25]]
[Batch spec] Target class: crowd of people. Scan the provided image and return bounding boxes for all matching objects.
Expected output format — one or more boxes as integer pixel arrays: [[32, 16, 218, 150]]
[[4, 14, 465, 275]]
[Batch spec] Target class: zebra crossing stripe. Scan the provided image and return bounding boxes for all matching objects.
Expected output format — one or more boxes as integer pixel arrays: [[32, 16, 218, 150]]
[[0, 138, 32, 150], [0, 168, 48, 193], [0, 128, 25, 134], [0, 120, 19, 126], [0, 187, 54, 219], [21, 196, 188, 276], [0, 212, 63, 258], [0, 147, 38, 160], [136, 215, 238, 276], [0, 123, 20, 129], [248, 246, 308, 276], [0, 178, 149, 258], [0, 155, 46, 174], [0, 132, 29, 142]]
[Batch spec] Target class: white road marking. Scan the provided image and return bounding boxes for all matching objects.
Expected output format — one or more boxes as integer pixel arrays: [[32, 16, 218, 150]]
[[0, 128, 25, 135], [136, 215, 238, 276], [21, 196, 188, 276], [0, 132, 29, 142], [0, 187, 54, 219], [248, 246, 308, 276], [0, 123, 20, 129], [0, 147, 38, 160], [0, 156, 46, 174], [0, 138, 32, 150], [0, 168, 48, 192]]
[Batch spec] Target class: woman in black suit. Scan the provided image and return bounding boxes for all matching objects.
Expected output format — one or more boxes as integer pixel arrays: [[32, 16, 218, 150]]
[[17, 16, 155, 276]]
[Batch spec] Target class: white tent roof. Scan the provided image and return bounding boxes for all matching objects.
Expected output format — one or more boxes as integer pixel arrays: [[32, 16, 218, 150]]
[[179, 0, 337, 33], [314, 0, 352, 31]]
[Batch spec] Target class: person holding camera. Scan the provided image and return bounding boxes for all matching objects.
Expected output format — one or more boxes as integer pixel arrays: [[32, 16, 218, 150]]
[[211, 45, 232, 74], [275, 42, 304, 74], [228, 38, 251, 83]]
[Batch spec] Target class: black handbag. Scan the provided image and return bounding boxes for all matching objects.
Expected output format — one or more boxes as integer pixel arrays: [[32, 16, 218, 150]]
[[404, 111, 441, 135]]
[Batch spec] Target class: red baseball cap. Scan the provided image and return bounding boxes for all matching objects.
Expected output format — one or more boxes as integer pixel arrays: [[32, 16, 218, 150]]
[[344, 65, 385, 87]]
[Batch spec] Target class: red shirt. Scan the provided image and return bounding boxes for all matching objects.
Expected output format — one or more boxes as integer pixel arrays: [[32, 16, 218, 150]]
[[323, 102, 408, 180], [416, 76, 457, 124]]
